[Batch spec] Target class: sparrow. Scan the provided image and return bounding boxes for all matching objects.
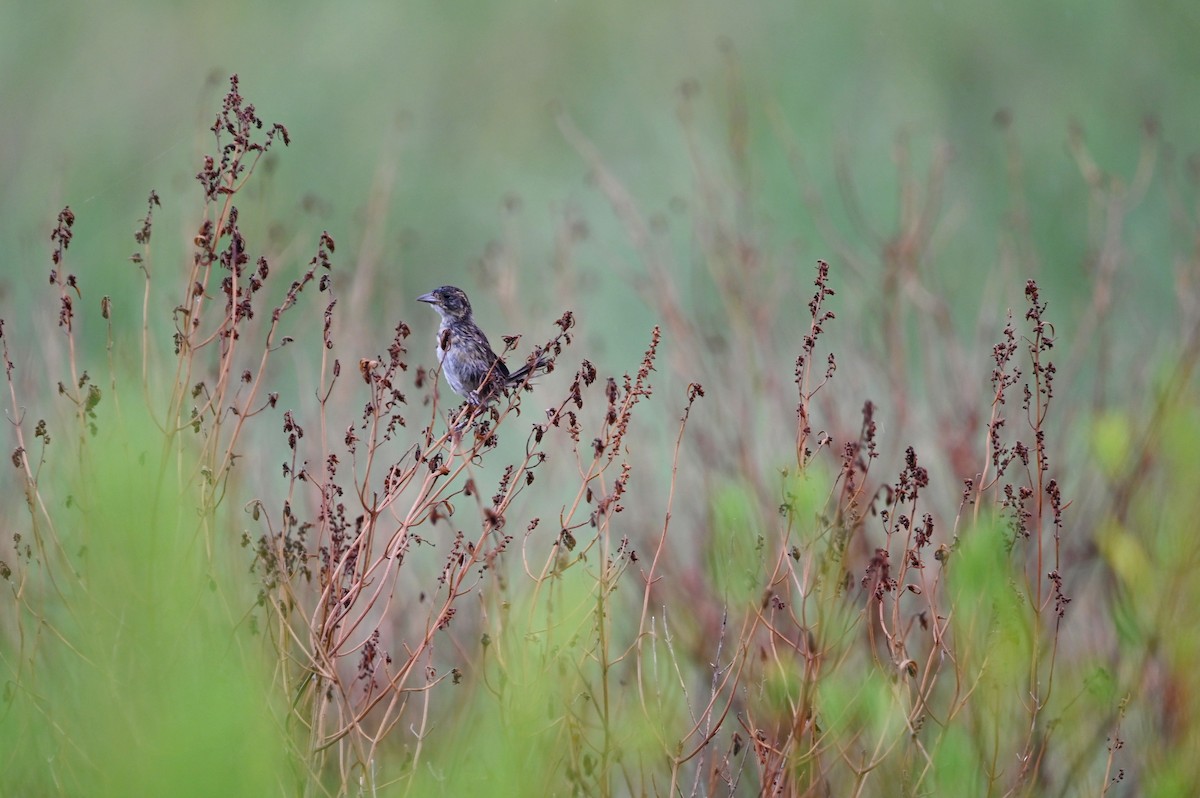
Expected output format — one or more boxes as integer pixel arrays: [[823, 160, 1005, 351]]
[[417, 285, 547, 404]]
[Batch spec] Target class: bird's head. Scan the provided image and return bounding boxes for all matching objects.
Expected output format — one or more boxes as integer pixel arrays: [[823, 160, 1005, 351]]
[[417, 285, 473, 323]]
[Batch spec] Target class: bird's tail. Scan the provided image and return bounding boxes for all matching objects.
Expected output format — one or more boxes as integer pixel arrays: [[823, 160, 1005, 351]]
[[506, 351, 551, 386]]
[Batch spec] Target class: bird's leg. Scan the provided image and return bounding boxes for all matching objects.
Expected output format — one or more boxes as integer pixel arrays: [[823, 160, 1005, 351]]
[[450, 398, 492, 435]]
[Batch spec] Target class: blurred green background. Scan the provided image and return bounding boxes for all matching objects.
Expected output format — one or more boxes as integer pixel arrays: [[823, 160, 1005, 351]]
[[3, 0, 1196, 369], [4, 3, 1200, 793]]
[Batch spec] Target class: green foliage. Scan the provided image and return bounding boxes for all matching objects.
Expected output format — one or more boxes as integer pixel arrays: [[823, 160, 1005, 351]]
[[948, 518, 1033, 691], [927, 726, 987, 796], [782, 468, 832, 542], [0, 415, 288, 797], [814, 667, 898, 745], [410, 566, 671, 797], [707, 480, 767, 608], [1091, 411, 1133, 480]]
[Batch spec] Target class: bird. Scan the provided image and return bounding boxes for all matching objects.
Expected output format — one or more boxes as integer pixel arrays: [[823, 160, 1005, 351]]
[[417, 285, 547, 405]]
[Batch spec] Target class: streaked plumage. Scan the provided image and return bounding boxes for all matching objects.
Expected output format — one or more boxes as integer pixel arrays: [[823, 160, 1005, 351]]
[[417, 285, 545, 404]]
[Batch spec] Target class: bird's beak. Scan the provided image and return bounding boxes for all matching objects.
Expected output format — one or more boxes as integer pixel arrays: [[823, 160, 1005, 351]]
[[417, 292, 437, 304]]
